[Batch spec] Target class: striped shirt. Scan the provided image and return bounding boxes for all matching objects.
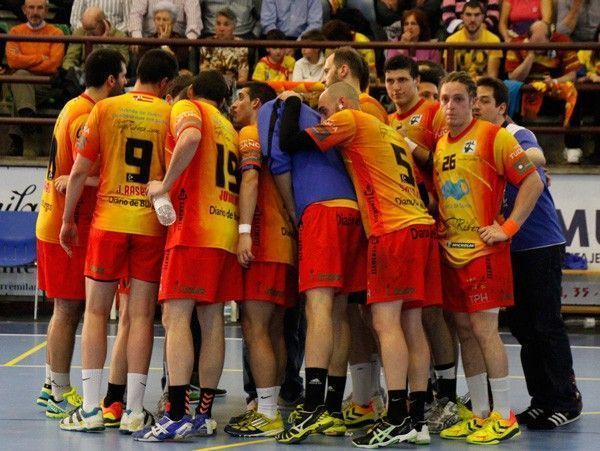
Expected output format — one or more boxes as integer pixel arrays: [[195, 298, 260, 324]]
[[70, 0, 130, 33], [129, 0, 202, 40], [442, 0, 500, 34]]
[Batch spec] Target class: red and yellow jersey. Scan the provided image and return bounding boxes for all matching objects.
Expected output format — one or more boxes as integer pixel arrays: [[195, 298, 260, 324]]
[[388, 98, 447, 153], [239, 125, 296, 266], [165, 99, 239, 252], [77, 91, 170, 236], [306, 109, 433, 237], [359, 93, 389, 125], [36, 94, 96, 243], [433, 119, 537, 267]]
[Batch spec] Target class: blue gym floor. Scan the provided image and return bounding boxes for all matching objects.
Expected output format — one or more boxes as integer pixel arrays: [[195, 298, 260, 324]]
[[1, 320, 599, 451]]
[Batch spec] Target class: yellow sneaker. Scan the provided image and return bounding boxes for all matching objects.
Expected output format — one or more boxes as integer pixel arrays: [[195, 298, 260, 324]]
[[466, 411, 520, 445], [224, 411, 284, 437], [343, 401, 378, 430], [440, 405, 485, 440], [320, 411, 347, 436]]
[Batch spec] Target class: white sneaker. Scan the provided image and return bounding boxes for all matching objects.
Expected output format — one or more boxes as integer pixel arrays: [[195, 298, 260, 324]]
[[564, 148, 582, 163], [119, 408, 154, 434], [409, 424, 431, 445], [59, 406, 105, 432]]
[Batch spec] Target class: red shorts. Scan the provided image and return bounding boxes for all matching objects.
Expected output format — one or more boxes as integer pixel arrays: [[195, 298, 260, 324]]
[[242, 261, 298, 307], [159, 246, 243, 303], [37, 240, 86, 300], [298, 204, 367, 294], [367, 224, 441, 304], [85, 227, 165, 283], [442, 248, 514, 313], [403, 236, 443, 310]]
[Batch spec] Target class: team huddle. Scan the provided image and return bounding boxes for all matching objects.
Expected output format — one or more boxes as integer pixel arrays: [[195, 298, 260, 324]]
[[34, 45, 582, 448]]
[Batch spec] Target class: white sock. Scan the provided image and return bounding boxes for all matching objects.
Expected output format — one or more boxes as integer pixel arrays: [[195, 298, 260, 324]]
[[50, 371, 71, 401], [45, 363, 52, 386], [126, 373, 148, 413], [82, 368, 103, 412], [466, 373, 490, 418], [350, 363, 372, 406], [489, 377, 510, 419], [369, 353, 383, 397], [256, 386, 279, 419], [434, 366, 456, 380]]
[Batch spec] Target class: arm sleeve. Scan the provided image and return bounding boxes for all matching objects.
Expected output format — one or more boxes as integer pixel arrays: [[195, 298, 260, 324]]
[[555, 0, 572, 35], [6, 41, 42, 69], [77, 105, 101, 161], [69, 113, 90, 160], [61, 33, 82, 70], [70, 0, 84, 30], [260, 0, 277, 33], [128, 0, 147, 38], [252, 60, 267, 81], [239, 127, 263, 172], [494, 128, 536, 186], [279, 97, 321, 153], [35, 33, 64, 74], [170, 100, 203, 139], [307, 0, 323, 31], [184, 0, 202, 38], [115, 1, 130, 33]]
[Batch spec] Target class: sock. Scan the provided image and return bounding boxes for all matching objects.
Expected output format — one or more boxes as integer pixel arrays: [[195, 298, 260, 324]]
[[304, 367, 328, 411], [489, 377, 510, 419], [466, 373, 490, 418], [349, 363, 372, 407], [104, 382, 126, 406], [426, 378, 435, 404], [82, 368, 103, 412], [45, 363, 52, 386], [369, 353, 382, 397], [256, 386, 279, 419], [196, 388, 217, 417], [409, 391, 427, 430], [126, 373, 148, 413], [434, 363, 457, 402], [50, 372, 70, 401], [325, 375, 347, 414], [168, 384, 190, 421], [387, 389, 408, 425]]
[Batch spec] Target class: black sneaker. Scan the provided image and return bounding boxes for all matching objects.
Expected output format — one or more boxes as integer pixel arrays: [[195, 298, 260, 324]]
[[275, 405, 333, 444], [527, 410, 581, 430], [516, 406, 548, 425], [352, 416, 417, 448]]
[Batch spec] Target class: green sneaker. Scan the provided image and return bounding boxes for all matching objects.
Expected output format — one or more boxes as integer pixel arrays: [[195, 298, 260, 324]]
[[225, 411, 284, 437], [37, 384, 52, 407], [321, 411, 347, 436], [46, 386, 83, 419]]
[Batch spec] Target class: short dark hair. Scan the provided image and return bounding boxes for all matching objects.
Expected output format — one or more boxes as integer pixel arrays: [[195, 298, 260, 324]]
[[84, 49, 125, 88], [476, 76, 508, 107], [440, 71, 477, 98], [402, 9, 431, 41], [383, 55, 419, 79], [265, 29, 286, 41], [463, 0, 485, 14], [245, 81, 277, 105], [136, 49, 178, 84], [321, 19, 353, 41], [166, 74, 194, 98], [191, 70, 228, 104], [332, 46, 366, 82], [300, 29, 326, 42], [418, 68, 442, 87], [418, 61, 447, 80], [216, 7, 237, 23]]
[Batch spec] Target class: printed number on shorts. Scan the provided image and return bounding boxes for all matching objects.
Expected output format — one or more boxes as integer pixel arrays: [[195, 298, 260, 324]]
[[125, 138, 153, 183], [392, 143, 416, 187], [216, 143, 239, 193]]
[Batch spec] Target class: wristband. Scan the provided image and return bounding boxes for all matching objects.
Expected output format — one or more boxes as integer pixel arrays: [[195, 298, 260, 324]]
[[238, 224, 251, 234], [500, 219, 520, 238]]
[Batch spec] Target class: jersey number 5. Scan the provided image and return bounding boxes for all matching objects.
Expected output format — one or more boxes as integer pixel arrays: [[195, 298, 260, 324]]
[[125, 138, 153, 183], [392, 143, 416, 187]]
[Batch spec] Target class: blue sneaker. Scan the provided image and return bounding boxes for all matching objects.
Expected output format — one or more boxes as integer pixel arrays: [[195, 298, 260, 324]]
[[37, 385, 52, 407], [189, 413, 217, 437], [133, 414, 194, 442]]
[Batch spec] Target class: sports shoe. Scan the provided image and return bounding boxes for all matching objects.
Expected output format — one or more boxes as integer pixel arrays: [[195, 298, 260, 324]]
[[466, 410, 520, 445], [133, 414, 194, 442], [189, 384, 227, 402], [102, 400, 124, 427], [37, 385, 52, 407], [352, 416, 417, 448], [427, 397, 460, 433], [225, 411, 284, 437], [408, 423, 431, 445], [527, 409, 581, 430], [119, 408, 154, 434], [516, 406, 548, 425], [320, 411, 347, 436], [276, 405, 333, 444], [154, 391, 169, 420], [59, 406, 105, 432], [189, 413, 217, 437], [440, 404, 484, 440], [343, 401, 378, 430], [228, 398, 257, 424], [46, 387, 83, 419]]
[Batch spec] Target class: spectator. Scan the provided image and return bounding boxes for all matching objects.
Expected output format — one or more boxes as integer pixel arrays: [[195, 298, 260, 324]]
[[577, 24, 600, 163], [70, 0, 129, 33], [129, 0, 202, 41], [6, 0, 65, 156], [252, 29, 295, 81], [386, 9, 440, 63], [292, 29, 326, 81], [499, 0, 552, 41], [201, 0, 260, 38], [322, 19, 377, 81], [378, 0, 442, 34], [260, 0, 322, 39], [138, 1, 190, 71], [445, 1, 502, 79], [200, 8, 249, 84], [63, 7, 129, 71], [442, 0, 499, 36], [556, 0, 600, 42]]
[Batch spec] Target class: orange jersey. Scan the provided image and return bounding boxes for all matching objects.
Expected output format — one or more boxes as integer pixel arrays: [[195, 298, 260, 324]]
[[165, 99, 239, 253], [388, 98, 447, 153], [77, 91, 170, 237], [239, 125, 296, 266], [306, 109, 434, 237], [36, 94, 97, 243], [359, 93, 389, 125], [433, 119, 537, 267]]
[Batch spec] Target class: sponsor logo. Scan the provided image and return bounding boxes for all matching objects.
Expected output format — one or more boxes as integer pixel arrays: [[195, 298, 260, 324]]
[[441, 179, 470, 200], [513, 155, 534, 175], [447, 241, 476, 249], [463, 139, 476, 154], [409, 114, 422, 126]]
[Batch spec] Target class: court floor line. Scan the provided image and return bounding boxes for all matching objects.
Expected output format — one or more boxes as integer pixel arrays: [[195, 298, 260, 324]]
[[194, 438, 274, 450], [3, 341, 47, 367]]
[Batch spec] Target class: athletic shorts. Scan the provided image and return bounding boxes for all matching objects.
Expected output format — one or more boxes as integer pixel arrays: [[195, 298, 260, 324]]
[[367, 224, 440, 304], [85, 227, 165, 283], [37, 239, 86, 300], [298, 204, 367, 294], [159, 246, 243, 303], [403, 235, 443, 310], [442, 247, 514, 313], [242, 261, 298, 307]]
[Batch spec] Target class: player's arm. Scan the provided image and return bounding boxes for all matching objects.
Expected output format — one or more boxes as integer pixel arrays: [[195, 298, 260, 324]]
[[237, 140, 260, 268], [273, 172, 297, 225], [279, 95, 322, 153]]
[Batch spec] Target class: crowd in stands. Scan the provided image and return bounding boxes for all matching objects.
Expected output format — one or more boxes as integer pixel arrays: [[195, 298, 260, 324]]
[[1, 0, 600, 163]]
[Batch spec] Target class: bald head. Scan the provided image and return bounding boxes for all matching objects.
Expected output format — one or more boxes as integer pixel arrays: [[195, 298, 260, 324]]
[[317, 81, 360, 119], [81, 6, 107, 35], [529, 20, 550, 42]]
